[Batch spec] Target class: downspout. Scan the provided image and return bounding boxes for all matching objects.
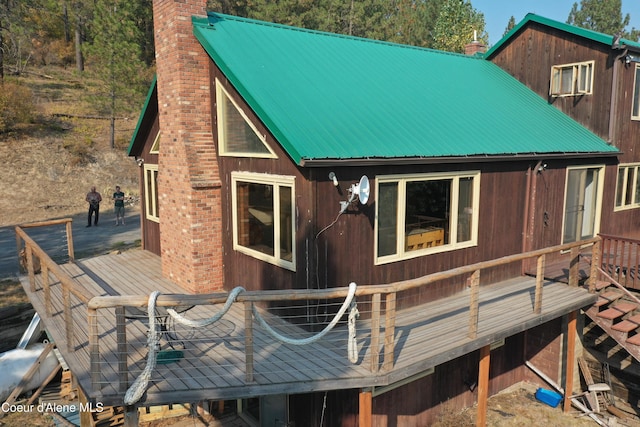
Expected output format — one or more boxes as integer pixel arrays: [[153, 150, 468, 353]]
[[609, 49, 628, 143], [522, 161, 542, 275]]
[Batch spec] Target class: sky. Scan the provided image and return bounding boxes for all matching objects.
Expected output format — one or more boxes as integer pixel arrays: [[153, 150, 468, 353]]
[[472, 0, 640, 46]]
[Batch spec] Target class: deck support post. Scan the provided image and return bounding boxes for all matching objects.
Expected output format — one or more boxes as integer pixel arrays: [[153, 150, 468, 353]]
[[359, 389, 372, 427], [563, 310, 577, 413], [124, 405, 139, 427], [476, 344, 491, 427], [569, 246, 580, 287], [588, 239, 601, 293], [382, 292, 396, 371], [65, 218, 75, 262]]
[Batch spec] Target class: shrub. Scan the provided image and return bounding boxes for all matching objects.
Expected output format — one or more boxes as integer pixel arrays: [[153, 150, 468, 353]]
[[0, 81, 35, 133]]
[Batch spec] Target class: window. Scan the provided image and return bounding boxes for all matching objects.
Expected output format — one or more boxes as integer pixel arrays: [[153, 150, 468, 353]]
[[615, 164, 640, 210], [231, 172, 295, 270], [550, 61, 594, 96], [375, 171, 480, 264], [144, 164, 159, 222], [216, 79, 277, 158], [632, 65, 640, 119], [562, 166, 604, 244], [150, 132, 160, 154]]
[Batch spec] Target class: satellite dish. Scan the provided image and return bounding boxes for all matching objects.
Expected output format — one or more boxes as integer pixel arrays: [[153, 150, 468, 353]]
[[354, 175, 370, 205]]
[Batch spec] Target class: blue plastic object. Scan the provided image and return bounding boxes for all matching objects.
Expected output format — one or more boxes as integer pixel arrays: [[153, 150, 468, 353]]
[[535, 387, 563, 408]]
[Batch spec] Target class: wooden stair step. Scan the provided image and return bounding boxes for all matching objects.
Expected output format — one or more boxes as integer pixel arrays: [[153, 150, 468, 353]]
[[594, 290, 623, 307], [595, 280, 612, 291], [626, 333, 640, 346], [597, 302, 638, 320], [611, 317, 640, 333]]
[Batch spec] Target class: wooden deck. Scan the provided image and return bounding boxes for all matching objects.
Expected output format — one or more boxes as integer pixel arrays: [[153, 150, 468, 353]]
[[20, 249, 597, 407]]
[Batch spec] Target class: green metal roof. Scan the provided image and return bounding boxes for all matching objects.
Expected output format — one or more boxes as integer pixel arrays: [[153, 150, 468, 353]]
[[190, 13, 617, 165], [485, 13, 640, 58], [128, 74, 157, 156]]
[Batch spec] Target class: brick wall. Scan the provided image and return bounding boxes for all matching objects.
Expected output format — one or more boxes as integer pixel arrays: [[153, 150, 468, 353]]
[[152, 0, 224, 293]]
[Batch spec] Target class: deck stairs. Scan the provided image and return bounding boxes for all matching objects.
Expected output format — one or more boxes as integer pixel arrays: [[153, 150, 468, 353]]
[[584, 278, 640, 363]]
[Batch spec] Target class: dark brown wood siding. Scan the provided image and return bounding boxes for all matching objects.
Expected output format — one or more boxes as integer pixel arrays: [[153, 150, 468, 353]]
[[211, 58, 615, 303], [138, 115, 161, 255]]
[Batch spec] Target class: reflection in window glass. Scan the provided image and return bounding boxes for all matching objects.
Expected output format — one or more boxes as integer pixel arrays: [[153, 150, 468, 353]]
[[377, 182, 398, 257]]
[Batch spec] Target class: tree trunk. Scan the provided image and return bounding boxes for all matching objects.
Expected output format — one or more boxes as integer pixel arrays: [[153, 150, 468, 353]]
[[75, 25, 84, 72], [0, 16, 4, 82], [63, 2, 70, 43]]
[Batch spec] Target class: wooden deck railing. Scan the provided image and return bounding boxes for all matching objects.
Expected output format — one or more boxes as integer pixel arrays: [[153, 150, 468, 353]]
[[87, 237, 601, 393], [599, 234, 640, 290], [15, 219, 92, 353], [15, 219, 601, 397]]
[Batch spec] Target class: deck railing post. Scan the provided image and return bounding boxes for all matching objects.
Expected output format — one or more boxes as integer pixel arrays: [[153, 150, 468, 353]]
[[63, 285, 74, 353], [88, 308, 101, 392], [588, 239, 601, 293], [468, 270, 481, 339], [115, 306, 128, 392], [382, 292, 396, 372], [42, 263, 51, 317], [370, 293, 381, 373], [65, 219, 75, 262], [244, 302, 254, 382], [569, 246, 580, 287], [26, 245, 36, 292], [534, 254, 545, 314], [15, 228, 23, 272]]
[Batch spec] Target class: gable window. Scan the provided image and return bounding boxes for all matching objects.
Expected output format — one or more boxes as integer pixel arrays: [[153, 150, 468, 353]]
[[231, 172, 295, 270], [216, 79, 277, 158], [615, 163, 640, 210], [632, 65, 640, 119], [550, 61, 594, 96], [375, 171, 480, 264], [144, 164, 159, 222], [150, 132, 160, 154]]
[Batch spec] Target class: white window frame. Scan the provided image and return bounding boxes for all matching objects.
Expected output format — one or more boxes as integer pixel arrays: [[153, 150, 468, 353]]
[[632, 65, 640, 120], [374, 171, 480, 265], [615, 163, 640, 211], [561, 165, 605, 245], [149, 131, 160, 154], [231, 172, 296, 271], [550, 61, 594, 97], [143, 164, 159, 223], [216, 79, 277, 158]]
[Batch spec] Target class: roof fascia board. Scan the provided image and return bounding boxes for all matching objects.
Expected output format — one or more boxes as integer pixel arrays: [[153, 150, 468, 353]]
[[128, 74, 158, 156]]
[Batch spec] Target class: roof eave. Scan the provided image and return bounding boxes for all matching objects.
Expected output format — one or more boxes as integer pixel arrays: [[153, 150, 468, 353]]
[[299, 151, 620, 167]]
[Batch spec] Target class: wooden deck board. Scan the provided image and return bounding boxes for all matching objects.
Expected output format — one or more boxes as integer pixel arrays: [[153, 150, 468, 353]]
[[20, 250, 597, 406]]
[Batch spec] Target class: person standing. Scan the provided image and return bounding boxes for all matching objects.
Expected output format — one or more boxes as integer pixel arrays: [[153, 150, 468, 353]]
[[113, 185, 126, 225], [86, 186, 102, 227]]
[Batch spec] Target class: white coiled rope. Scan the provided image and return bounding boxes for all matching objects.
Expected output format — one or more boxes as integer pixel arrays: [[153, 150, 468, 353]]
[[124, 283, 359, 405], [252, 282, 358, 347]]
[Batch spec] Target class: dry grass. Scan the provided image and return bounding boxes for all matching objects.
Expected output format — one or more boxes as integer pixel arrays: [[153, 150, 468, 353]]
[[0, 278, 29, 308], [0, 67, 140, 227]]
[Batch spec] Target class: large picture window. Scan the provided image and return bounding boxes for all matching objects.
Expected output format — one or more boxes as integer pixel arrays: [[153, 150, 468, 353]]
[[144, 164, 159, 222], [231, 172, 295, 270], [216, 79, 276, 158], [375, 172, 480, 264], [550, 61, 594, 97], [615, 163, 640, 210]]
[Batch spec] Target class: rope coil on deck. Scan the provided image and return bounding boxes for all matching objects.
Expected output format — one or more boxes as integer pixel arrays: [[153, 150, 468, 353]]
[[124, 283, 359, 405]]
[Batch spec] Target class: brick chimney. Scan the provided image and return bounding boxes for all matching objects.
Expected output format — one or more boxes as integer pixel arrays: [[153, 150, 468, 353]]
[[465, 30, 486, 56], [152, 0, 223, 293]]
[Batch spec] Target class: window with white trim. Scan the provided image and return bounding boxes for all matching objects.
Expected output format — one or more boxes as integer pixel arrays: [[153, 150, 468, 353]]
[[144, 164, 159, 222], [615, 163, 640, 210], [149, 132, 160, 154], [550, 61, 594, 96], [375, 171, 480, 264], [216, 79, 277, 158], [632, 65, 640, 119], [231, 172, 295, 270]]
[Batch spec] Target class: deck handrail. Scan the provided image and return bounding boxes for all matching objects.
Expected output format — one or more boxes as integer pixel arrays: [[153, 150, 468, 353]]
[[598, 233, 640, 290], [15, 221, 93, 352], [85, 237, 600, 393]]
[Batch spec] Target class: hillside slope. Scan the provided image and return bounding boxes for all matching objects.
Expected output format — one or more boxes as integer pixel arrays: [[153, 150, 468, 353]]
[[0, 68, 141, 227]]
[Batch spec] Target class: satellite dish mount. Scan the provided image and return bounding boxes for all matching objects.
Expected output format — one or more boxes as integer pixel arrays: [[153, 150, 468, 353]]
[[340, 175, 370, 213]]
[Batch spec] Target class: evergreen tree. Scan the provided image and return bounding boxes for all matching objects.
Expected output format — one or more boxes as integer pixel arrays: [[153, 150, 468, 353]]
[[84, 0, 146, 148], [503, 16, 516, 39], [567, 0, 639, 40], [432, 0, 487, 53]]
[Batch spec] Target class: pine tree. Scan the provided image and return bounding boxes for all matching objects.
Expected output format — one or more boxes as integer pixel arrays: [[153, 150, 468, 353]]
[[567, 0, 639, 40]]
